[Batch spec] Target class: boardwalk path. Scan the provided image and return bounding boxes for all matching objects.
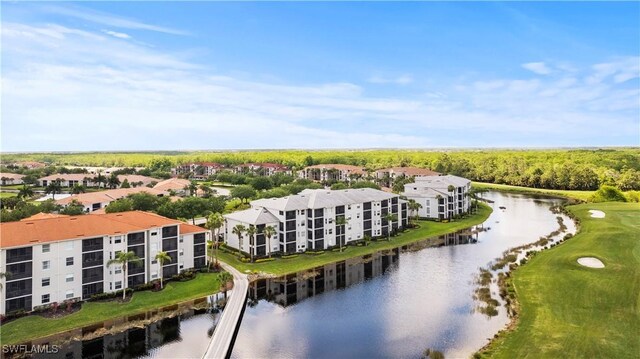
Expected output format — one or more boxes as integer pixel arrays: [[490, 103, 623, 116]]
[[202, 261, 249, 359]]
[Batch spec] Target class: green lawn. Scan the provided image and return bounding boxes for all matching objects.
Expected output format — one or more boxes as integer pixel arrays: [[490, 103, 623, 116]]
[[0, 192, 18, 198], [217, 203, 493, 276], [1, 272, 223, 345], [480, 202, 640, 358], [472, 182, 596, 201]]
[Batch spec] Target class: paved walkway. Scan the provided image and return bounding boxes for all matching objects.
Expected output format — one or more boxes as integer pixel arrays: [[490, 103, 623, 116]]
[[202, 261, 249, 359]]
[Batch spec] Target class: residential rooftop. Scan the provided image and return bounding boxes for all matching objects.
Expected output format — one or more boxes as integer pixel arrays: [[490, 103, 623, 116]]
[[1, 211, 205, 249]]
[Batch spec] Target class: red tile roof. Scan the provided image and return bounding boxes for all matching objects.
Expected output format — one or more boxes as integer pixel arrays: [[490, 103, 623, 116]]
[[1, 211, 206, 249]]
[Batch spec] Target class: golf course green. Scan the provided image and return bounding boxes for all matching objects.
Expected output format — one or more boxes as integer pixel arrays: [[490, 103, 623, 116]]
[[480, 202, 640, 358]]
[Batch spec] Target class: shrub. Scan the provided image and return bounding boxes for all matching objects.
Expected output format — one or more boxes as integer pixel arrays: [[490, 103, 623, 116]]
[[255, 258, 276, 263], [590, 185, 627, 203], [281, 254, 299, 259]]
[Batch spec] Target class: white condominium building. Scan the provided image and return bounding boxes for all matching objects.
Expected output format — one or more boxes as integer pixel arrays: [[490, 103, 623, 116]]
[[402, 175, 471, 220], [224, 188, 408, 257], [298, 164, 366, 183], [0, 211, 209, 316]]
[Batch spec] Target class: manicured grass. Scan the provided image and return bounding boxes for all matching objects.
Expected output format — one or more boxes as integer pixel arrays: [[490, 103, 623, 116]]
[[472, 182, 595, 201], [1, 272, 223, 345], [217, 203, 493, 276], [0, 185, 24, 190], [480, 202, 640, 358], [0, 192, 18, 198]]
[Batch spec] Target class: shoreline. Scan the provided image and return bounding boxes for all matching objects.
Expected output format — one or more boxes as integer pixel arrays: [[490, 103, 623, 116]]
[[216, 203, 493, 277], [1, 272, 227, 346]]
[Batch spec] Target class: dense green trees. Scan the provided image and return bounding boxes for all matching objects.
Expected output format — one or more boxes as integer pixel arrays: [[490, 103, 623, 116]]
[[3, 149, 639, 191]]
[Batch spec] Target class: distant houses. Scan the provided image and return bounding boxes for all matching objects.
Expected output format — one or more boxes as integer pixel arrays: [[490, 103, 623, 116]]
[[375, 167, 441, 187], [223, 188, 408, 257], [402, 175, 471, 220], [172, 162, 225, 179], [0, 173, 25, 185], [233, 163, 292, 176], [38, 174, 157, 188], [171, 162, 292, 179], [56, 187, 169, 213], [298, 164, 366, 183]]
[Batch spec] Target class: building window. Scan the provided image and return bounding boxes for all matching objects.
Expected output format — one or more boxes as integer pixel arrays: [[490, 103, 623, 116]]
[[42, 294, 50, 304], [66, 291, 74, 299], [152, 259, 158, 264], [179, 237, 184, 243], [114, 267, 122, 274], [151, 272, 158, 279], [66, 274, 74, 282], [42, 244, 50, 253], [42, 278, 50, 286], [65, 242, 74, 250], [66, 257, 74, 266], [150, 232, 157, 236], [179, 263, 184, 270], [114, 236, 122, 244], [43, 260, 50, 270], [115, 281, 122, 290]]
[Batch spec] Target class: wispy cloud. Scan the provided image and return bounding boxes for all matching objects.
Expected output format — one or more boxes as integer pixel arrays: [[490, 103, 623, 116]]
[[1, 20, 638, 151], [368, 74, 414, 85], [522, 62, 552, 75], [102, 30, 131, 39], [44, 5, 188, 35]]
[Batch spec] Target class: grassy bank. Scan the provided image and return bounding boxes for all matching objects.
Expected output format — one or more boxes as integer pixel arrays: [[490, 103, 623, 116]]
[[217, 203, 492, 276], [1, 272, 224, 345], [479, 202, 640, 358], [472, 182, 596, 201]]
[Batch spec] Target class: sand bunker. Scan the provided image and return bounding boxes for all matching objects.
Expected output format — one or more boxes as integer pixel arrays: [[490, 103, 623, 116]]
[[589, 210, 605, 218], [577, 257, 605, 268]]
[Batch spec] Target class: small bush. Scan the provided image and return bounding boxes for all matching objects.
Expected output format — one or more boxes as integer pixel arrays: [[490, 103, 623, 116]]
[[254, 257, 276, 263], [281, 254, 299, 259]]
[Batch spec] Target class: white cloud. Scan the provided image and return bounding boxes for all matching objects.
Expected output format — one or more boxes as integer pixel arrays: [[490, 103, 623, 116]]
[[103, 30, 131, 39], [44, 5, 188, 35], [1, 21, 638, 151], [522, 62, 552, 75], [368, 74, 414, 85]]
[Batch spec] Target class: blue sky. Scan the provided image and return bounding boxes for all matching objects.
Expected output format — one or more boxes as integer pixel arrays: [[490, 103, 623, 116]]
[[2, 2, 639, 151]]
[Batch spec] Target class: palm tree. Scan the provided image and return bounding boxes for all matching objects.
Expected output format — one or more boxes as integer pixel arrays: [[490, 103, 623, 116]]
[[335, 216, 348, 252], [107, 174, 121, 189], [188, 181, 199, 196], [407, 199, 422, 226], [107, 251, 142, 301], [93, 171, 105, 188], [246, 226, 257, 262], [45, 179, 62, 200], [17, 184, 33, 199], [383, 213, 398, 241], [154, 251, 172, 289], [0, 271, 11, 292], [262, 225, 277, 258], [71, 184, 86, 194], [232, 224, 247, 258], [205, 213, 224, 268]]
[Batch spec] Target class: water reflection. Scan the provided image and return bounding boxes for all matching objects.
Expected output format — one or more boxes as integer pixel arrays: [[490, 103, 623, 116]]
[[231, 192, 572, 359], [30, 293, 227, 359]]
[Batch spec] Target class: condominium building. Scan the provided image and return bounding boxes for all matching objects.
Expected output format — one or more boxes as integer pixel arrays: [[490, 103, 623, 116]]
[[172, 162, 225, 179], [402, 175, 471, 220], [298, 164, 367, 183], [223, 188, 408, 257], [0, 211, 209, 316], [233, 163, 292, 176]]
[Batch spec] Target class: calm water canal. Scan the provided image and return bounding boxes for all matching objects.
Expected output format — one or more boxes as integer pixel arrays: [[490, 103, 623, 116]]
[[44, 192, 575, 358]]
